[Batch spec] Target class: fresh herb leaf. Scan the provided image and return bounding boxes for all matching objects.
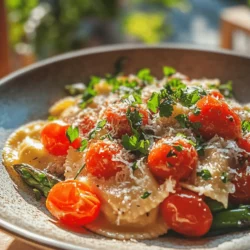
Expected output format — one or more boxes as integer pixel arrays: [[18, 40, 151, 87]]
[[218, 81, 233, 98], [66, 126, 79, 143], [141, 191, 151, 199], [147, 92, 160, 113], [137, 68, 153, 83], [123, 93, 142, 105], [221, 172, 228, 183], [165, 78, 186, 94], [176, 87, 206, 107], [159, 99, 174, 117], [242, 120, 250, 134], [131, 162, 138, 172], [79, 88, 96, 109], [167, 150, 177, 158], [121, 134, 150, 155], [175, 114, 189, 128], [48, 116, 57, 121], [65, 83, 86, 96], [78, 139, 88, 152], [127, 108, 143, 129], [89, 120, 107, 139], [197, 169, 212, 180], [74, 164, 86, 180], [173, 145, 183, 152], [193, 107, 201, 116], [163, 66, 176, 77]]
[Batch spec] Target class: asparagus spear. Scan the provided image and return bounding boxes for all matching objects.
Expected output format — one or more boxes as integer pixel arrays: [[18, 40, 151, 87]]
[[211, 208, 250, 231], [205, 198, 235, 213], [13, 163, 60, 198]]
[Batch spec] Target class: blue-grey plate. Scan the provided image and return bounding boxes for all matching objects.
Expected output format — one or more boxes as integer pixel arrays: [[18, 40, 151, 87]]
[[1, 44, 250, 250]]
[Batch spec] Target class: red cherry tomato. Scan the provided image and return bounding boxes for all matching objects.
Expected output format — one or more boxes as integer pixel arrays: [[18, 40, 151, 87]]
[[147, 139, 198, 181], [79, 116, 96, 134], [189, 96, 242, 140], [237, 134, 250, 153], [41, 122, 81, 156], [103, 105, 149, 137], [85, 141, 126, 179], [160, 190, 213, 237], [229, 166, 250, 204], [46, 180, 101, 226]]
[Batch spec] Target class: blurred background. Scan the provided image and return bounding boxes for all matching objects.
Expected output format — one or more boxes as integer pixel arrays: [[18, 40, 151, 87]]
[[1, 0, 250, 78]]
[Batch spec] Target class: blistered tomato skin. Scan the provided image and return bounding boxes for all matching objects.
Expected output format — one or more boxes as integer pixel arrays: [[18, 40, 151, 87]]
[[46, 180, 101, 226], [41, 122, 81, 156], [85, 141, 126, 179], [237, 134, 250, 154], [147, 139, 198, 181], [103, 106, 149, 137], [160, 190, 213, 237], [208, 90, 224, 100], [229, 167, 250, 205], [189, 96, 242, 140]]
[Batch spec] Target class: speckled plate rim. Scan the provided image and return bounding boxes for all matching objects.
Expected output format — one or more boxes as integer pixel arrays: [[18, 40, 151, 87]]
[[1, 43, 250, 250]]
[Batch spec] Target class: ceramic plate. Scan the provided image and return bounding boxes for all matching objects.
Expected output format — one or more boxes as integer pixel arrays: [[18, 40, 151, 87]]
[[1, 45, 250, 250]]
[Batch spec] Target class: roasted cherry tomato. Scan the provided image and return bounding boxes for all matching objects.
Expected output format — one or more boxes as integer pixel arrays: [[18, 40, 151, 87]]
[[41, 122, 81, 156], [85, 141, 126, 179], [189, 95, 241, 140], [46, 180, 101, 226], [237, 134, 250, 154], [147, 139, 198, 181], [160, 190, 213, 237], [229, 166, 250, 204], [79, 116, 96, 134], [208, 90, 224, 100], [103, 105, 149, 137]]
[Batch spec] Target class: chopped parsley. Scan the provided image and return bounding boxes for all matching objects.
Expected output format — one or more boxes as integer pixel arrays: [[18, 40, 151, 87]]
[[165, 78, 186, 94], [123, 93, 142, 106], [242, 120, 250, 134], [88, 119, 107, 139], [78, 139, 88, 152], [175, 87, 206, 107], [147, 92, 160, 113], [137, 68, 153, 83], [141, 191, 151, 199], [131, 162, 139, 172], [66, 125, 79, 143], [221, 172, 229, 183], [121, 108, 150, 155], [193, 107, 201, 116], [79, 87, 96, 109], [173, 145, 183, 152], [197, 169, 212, 180], [159, 99, 174, 117], [163, 66, 176, 77], [218, 81, 233, 98], [175, 114, 190, 128]]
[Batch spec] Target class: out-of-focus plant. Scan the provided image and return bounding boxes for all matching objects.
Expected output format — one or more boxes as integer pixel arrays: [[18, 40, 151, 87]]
[[7, 0, 118, 58], [123, 0, 190, 44]]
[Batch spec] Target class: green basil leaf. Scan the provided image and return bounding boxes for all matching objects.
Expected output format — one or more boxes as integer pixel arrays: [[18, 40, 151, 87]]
[[147, 92, 160, 113]]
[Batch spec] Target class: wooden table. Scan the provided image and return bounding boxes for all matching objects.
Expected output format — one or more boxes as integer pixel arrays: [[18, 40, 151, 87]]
[[0, 229, 54, 250]]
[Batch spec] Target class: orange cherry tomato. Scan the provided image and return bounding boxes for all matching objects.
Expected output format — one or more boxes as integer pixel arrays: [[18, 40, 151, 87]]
[[189, 95, 242, 140], [79, 116, 96, 134], [41, 122, 81, 156], [160, 190, 213, 237], [85, 141, 126, 179], [147, 139, 198, 181], [229, 166, 250, 204], [46, 180, 101, 226], [103, 105, 149, 137]]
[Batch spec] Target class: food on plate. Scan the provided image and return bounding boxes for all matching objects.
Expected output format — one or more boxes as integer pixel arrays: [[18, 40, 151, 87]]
[[3, 66, 250, 240]]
